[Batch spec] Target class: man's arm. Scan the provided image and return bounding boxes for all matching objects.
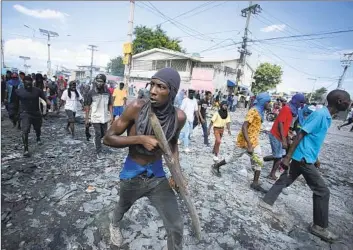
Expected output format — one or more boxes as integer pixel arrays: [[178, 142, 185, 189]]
[[103, 100, 158, 150], [84, 91, 92, 125], [39, 89, 51, 106], [170, 109, 187, 160], [197, 102, 204, 123], [242, 121, 253, 153]]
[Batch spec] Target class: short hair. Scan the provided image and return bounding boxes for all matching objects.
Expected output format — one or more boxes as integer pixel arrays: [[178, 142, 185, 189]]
[[19, 72, 25, 76], [326, 89, 350, 106], [205, 91, 212, 95]]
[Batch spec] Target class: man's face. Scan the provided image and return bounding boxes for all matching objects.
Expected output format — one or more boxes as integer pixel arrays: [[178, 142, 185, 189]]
[[149, 79, 170, 107], [119, 83, 124, 90], [205, 93, 212, 101], [70, 82, 77, 91], [264, 101, 271, 110], [188, 91, 194, 99], [24, 80, 33, 91], [20, 74, 25, 81]]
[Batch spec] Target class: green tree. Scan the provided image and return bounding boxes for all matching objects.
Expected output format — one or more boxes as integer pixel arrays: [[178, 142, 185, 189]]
[[107, 56, 125, 76], [132, 25, 184, 54], [307, 87, 327, 103], [251, 63, 283, 94]]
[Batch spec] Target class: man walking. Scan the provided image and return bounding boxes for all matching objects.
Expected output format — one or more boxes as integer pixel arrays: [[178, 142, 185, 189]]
[[16, 76, 50, 157], [198, 91, 212, 146], [259, 89, 351, 242], [337, 103, 353, 132], [60, 81, 84, 139], [179, 89, 199, 152], [103, 68, 186, 249], [85, 74, 113, 159], [267, 94, 305, 180], [5, 72, 23, 128], [112, 82, 127, 119], [211, 92, 271, 193]]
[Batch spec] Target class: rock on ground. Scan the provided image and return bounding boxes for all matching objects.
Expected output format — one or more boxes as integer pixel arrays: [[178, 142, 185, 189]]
[[1, 106, 353, 249]]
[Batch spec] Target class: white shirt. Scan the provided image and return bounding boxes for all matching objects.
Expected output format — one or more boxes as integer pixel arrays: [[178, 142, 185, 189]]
[[61, 89, 83, 112], [180, 97, 198, 123]]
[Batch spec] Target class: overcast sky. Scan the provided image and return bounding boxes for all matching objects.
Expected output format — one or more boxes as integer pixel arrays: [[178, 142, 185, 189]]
[[2, 1, 353, 94]]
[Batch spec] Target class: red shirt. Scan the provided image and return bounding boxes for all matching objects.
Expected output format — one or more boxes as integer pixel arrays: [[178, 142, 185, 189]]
[[270, 105, 293, 141]]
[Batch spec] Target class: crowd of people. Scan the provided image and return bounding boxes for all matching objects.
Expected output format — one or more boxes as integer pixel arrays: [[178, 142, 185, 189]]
[[1, 67, 352, 248]]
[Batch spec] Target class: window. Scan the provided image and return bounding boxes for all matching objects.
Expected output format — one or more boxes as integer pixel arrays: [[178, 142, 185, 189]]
[[171, 59, 187, 71]]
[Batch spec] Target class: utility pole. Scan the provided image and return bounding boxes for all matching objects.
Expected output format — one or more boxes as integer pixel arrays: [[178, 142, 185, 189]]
[[237, 1, 261, 85], [123, 0, 135, 87], [1, 39, 5, 68], [39, 28, 59, 78], [19, 56, 31, 74], [307, 78, 317, 103], [88, 45, 98, 81], [337, 52, 353, 89]]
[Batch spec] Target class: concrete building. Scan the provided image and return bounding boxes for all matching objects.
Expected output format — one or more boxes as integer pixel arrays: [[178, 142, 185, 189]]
[[130, 48, 254, 92], [70, 65, 106, 81]]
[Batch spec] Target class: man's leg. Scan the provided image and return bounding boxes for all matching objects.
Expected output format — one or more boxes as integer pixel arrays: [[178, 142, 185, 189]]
[[65, 110, 76, 138], [101, 123, 108, 139], [202, 121, 209, 145], [92, 123, 103, 156], [300, 163, 330, 228], [32, 116, 43, 145], [111, 179, 145, 246], [213, 128, 223, 158], [250, 146, 267, 193], [268, 134, 283, 180], [262, 160, 302, 206], [211, 146, 245, 176], [146, 178, 183, 250], [20, 115, 31, 157], [182, 121, 190, 149]]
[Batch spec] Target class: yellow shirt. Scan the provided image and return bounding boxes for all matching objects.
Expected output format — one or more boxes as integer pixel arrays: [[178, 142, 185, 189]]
[[113, 88, 127, 107], [237, 108, 262, 148], [211, 112, 231, 128]]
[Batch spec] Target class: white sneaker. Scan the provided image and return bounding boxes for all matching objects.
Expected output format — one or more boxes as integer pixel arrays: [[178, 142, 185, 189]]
[[282, 188, 289, 195], [213, 156, 219, 162], [109, 224, 123, 247], [177, 139, 181, 145], [184, 148, 191, 153]]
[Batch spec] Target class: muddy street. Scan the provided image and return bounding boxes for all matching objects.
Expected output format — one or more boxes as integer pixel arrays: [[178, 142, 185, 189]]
[[1, 108, 353, 250]]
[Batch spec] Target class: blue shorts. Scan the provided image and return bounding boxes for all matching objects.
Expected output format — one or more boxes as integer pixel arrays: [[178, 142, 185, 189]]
[[113, 106, 124, 116], [269, 133, 285, 158]]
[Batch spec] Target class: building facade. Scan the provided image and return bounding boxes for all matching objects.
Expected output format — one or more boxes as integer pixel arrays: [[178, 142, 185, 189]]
[[130, 48, 254, 92]]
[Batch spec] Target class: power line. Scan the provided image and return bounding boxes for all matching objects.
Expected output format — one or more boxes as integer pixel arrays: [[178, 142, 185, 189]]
[[156, 1, 215, 26]]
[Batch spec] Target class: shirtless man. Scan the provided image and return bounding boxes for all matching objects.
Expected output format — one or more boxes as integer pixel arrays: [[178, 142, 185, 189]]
[[103, 68, 186, 249]]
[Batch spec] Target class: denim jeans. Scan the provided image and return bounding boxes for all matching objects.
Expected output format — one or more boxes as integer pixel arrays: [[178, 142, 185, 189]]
[[180, 121, 192, 148], [201, 121, 209, 145], [263, 159, 330, 228], [112, 177, 183, 249]]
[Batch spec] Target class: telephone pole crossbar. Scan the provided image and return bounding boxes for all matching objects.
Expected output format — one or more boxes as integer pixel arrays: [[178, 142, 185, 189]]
[[337, 52, 353, 89]]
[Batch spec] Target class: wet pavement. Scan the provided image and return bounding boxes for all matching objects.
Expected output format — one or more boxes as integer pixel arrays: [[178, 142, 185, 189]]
[[1, 106, 353, 250]]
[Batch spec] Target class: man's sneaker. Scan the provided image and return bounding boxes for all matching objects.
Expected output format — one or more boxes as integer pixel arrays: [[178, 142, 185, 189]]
[[258, 199, 273, 211], [109, 224, 123, 247], [213, 155, 219, 162], [97, 153, 104, 160], [23, 151, 30, 157], [184, 148, 191, 153], [309, 224, 338, 243]]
